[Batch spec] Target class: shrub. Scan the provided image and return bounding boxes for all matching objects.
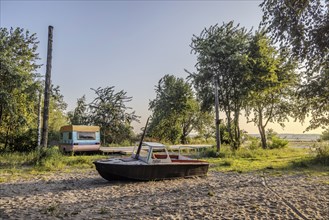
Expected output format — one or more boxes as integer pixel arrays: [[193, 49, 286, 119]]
[[320, 129, 329, 141], [246, 136, 261, 150], [35, 147, 65, 170], [201, 147, 219, 158], [268, 136, 288, 149], [1, 129, 38, 152], [313, 142, 329, 165]]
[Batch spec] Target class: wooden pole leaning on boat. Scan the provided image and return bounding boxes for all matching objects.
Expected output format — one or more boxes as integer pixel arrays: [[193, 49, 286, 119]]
[[135, 117, 150, 159]]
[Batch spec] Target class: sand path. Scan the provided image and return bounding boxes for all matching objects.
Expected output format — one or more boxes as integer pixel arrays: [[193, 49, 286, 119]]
[[1, 170, 328, 219]]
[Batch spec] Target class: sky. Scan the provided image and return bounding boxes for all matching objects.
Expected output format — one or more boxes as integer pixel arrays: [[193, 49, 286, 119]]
[[0, 0, 324, 134]]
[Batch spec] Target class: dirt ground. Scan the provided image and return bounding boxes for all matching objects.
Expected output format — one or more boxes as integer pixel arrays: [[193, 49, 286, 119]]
[[1, 169, 328, 219]]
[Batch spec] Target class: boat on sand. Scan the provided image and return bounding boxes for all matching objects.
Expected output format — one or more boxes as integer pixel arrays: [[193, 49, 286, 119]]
[[93, 141, 209, 181]]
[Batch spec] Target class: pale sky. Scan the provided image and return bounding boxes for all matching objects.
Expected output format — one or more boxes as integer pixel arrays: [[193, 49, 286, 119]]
[[1, 0, 324, 134]]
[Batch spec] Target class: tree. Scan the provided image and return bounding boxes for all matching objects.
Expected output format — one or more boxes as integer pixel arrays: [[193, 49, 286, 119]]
[[189, 21, 251, 150], [148, 75, 200, 144], [47, 85, 68, 145], [321, 128, 329, 141], [245, 31, 298, 149], [194, 110, 215, 143], [68, 95, 89, 125], [261, 0, 329, 130], [89, 86, 138, 145], [0, 27, 41, 151]]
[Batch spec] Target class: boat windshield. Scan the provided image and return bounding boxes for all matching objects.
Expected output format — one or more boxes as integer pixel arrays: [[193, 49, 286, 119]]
[[132, 145, 151, 162], [132, 142, 171, 163]]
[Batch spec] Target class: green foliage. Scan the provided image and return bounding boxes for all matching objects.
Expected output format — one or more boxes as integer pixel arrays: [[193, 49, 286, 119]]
[[7, 129, 38, 152], [67, 88, 137, 145], [312, 142, 329, 166], [68, 95, 88, 125], [0, 27, 68, 151], [148, 75, 201, 144], [0, 27, 41, 151], [268, 136, 289, 149], [0, 150, 39, 167], [264, 129, 288, 149], [245, 31, 297, 149], [48, 85, 69, 146], [261, 0, 328, 69], [194, 111, 215, 142], [320, 128, 329, 141], [89, 86, 139, 145], [205, 145, 326, 173], [190, 21, 251, 150], [261, 0, 329, 130], [0, 147, 108, 178], [201, 147, 219, 158], [36, 147, 66, 170], [246, 136, 261, 150]]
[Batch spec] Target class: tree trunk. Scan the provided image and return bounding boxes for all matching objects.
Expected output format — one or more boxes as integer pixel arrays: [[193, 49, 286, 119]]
[[226, 114, 235, 149], [234, 112, 241, 149], [4, 128, 9, 150], [0, 104, 2, 126], [258, 125, 267, 149], [214, 77, 221, 152], [258, 107, 267, 149]]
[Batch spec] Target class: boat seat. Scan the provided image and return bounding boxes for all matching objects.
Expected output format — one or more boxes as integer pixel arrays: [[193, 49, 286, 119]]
[[153, 154, 168, 159], [169, 155, 179, 159]]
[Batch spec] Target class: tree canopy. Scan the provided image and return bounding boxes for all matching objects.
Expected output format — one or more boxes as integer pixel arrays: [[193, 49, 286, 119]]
[[261, 0, 329, 130], [88, 86, 139, 145], [148, 74, 200, 144], [68, 95, 88, 125], [0, 27, 68, 151], [189, 21, 251, 150], [245, 31, 298, 149], [0, 28, 41, 151]]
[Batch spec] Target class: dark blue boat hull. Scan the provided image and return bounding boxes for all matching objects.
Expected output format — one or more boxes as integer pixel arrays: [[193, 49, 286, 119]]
[[93, 161, 209, 181]]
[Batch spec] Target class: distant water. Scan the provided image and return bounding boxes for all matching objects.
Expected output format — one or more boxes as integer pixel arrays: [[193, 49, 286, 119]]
[[249, 133, 321, 141]]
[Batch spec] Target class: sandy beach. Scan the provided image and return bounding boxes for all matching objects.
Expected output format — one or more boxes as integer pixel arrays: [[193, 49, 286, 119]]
[[1, 169, 328, 219]]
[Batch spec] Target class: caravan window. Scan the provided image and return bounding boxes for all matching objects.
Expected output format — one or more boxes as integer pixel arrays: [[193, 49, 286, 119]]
[[78, 132, 96, 140]]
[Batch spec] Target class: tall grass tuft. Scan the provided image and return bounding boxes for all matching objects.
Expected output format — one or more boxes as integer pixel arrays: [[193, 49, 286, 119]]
[[0, 151, 39, 167], [312, 142, 329, 166], [35, 147, 66, 171]]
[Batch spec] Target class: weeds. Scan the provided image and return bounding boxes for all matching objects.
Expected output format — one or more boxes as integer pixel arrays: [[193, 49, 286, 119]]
[[204, 145, 327, 174], [312, 142, 329, 166], [0, 146, 108, 180]]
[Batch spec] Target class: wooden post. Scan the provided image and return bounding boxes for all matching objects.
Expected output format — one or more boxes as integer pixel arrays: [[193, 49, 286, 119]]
[[41, 26, 54, 148], [214, 77, 221, 152]]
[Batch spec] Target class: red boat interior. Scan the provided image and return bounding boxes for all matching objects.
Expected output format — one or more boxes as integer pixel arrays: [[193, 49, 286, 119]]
[[153, 154, 205, 163]]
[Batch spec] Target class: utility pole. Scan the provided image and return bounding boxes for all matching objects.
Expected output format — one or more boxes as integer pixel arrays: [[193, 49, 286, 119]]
[[214, 76, 221, 152], [37, 89, 42, 148], [41, 26, 54, 148]]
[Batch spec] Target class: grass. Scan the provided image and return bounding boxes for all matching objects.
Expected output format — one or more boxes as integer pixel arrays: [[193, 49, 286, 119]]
[[203, 143, 329, 175], [1, 142, 328, 182], [0, 146, 108, 182]]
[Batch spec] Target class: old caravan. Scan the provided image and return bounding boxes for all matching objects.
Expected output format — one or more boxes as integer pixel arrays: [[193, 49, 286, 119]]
[[59, 125, 100, 152]]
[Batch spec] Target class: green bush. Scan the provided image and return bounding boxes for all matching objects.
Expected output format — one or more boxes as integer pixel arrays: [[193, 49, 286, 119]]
[[201, 147, 219, 158], [246, 137, 261, 150], [268, 136, 288, 149], [35, 147, 66, 170], [1, 129, 38, 152], [320, 129, 329, 141], [313, 142, 329, 165]]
